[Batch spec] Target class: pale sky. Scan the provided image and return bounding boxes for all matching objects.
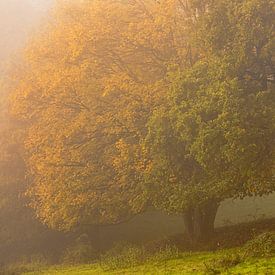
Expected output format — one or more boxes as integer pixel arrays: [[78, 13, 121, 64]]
[[0, 0, 53, 61]]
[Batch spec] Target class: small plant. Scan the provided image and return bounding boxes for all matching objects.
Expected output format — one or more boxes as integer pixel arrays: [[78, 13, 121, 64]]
[[243, 232, 274, 257], [100, 241, 182, 271], [100, 242, 146, 270], [203, 262, 221, 275], [151, 245, 180, 262], [217, 252, 243, 268], [205, 251, 243, 273], [61, 243, 97, 264], [61, 234, 97, 264]]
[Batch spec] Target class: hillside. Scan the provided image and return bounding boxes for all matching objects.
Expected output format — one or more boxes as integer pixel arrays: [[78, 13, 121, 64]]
[[4, 219, 275, 274]]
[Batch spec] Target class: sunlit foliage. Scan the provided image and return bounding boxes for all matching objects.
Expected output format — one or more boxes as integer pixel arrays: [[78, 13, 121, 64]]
[[9, 0, 274, 239]]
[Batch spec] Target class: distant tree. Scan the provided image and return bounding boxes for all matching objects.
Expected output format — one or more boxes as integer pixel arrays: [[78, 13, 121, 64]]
[[0, 84, 65, 262], [146, 0, 275, 241], [0, 111, 38, 261]]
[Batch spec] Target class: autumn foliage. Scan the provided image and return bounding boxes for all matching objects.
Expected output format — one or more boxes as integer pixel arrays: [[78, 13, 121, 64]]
[[8, 0, 275, 240]]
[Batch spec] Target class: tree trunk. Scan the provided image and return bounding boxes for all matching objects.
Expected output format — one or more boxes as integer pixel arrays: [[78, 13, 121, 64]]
[[183, 200, 219, 243]]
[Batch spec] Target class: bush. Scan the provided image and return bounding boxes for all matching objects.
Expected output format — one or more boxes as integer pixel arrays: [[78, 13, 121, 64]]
[[150, 245, 180, 262], [100, 242, 146, 270], [61, 234, 97, 264], [204, 232, 275, 273], [216, 252, 243, 268], [204, 251, 243, 274], [100, 241, 182, 271], [243, 232, 274, 257], [61, 243, 97, 264]]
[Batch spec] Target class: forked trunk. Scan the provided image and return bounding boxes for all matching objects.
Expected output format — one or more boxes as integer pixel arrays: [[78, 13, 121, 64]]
[[183, 200, 219, 243]]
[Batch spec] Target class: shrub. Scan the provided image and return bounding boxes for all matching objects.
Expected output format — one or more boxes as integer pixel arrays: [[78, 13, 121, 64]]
[[204, 251, 243, 273], [61, 243, 97, 264], [100, 242, 146, 270], [62, 243, 97, 264], [150, 245, 180, 262], [61, 233, 97, 264], [100, 241, 182, 271], [216, 252, 243, 268], [243, 232, 274, 257]]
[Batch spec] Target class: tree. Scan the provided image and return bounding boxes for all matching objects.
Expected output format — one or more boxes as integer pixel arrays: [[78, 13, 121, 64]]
[[146, 0, 275, 242], [9, 0, 274, 242]]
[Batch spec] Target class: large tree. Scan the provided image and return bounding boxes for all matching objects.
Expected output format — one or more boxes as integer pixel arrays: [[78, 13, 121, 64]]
[[9, 0, 274, 242]]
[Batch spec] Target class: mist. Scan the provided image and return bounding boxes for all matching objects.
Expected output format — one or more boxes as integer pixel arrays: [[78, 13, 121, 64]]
[[0, 0, 52, 65], [0, 1, 274, 273]]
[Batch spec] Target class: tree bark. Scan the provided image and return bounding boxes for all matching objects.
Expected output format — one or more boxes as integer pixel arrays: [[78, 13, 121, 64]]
[[183, 200, 219, 243]]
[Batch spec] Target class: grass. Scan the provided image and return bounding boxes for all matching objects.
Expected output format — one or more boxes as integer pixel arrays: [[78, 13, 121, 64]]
[[4, 220, 274, 275], [22, 252, 275, 274]]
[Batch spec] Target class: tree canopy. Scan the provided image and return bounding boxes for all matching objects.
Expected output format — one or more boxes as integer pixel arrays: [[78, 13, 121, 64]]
[[8, 0, 274, 238]]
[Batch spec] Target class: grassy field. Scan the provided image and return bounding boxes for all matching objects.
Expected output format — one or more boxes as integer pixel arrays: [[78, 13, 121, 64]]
[[22, 253, 275, 275], [4, 219, 274, 275]]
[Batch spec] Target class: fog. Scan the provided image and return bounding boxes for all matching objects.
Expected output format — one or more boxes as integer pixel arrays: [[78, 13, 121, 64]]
[[0, 0, 52, 64], [0, 1, 274, 272], [0, 0, 53, 128]]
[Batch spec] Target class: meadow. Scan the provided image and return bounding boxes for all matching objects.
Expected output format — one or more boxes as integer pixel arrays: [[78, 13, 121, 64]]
[[4, 219, 274, 275]]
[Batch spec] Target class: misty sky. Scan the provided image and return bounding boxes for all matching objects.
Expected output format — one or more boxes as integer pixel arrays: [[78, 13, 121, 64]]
[[0, 0, 52, 62]]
